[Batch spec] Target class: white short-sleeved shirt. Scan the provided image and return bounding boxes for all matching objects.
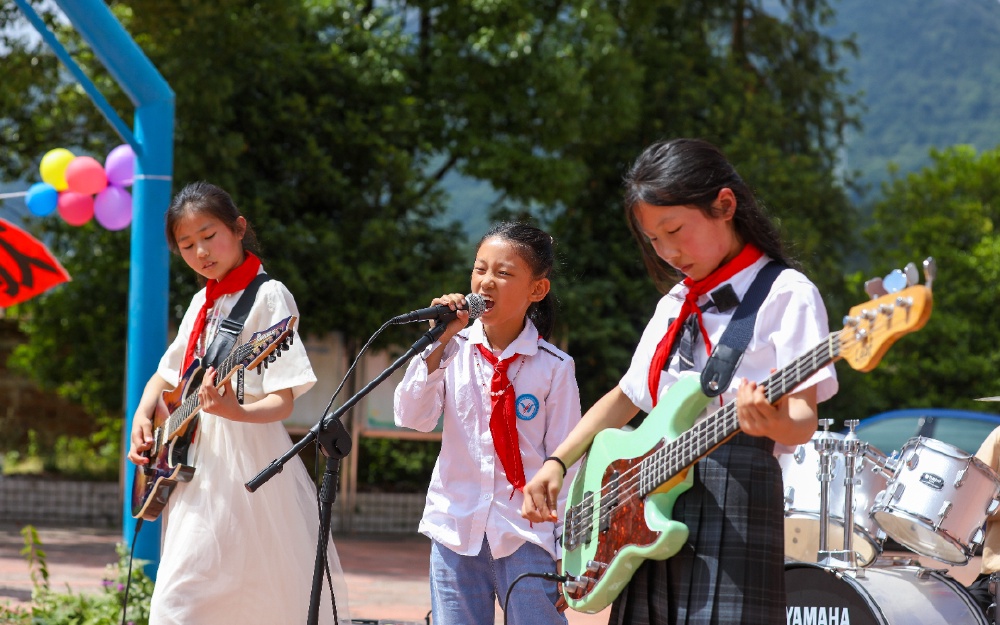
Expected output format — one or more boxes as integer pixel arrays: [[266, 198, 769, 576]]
[[394, 318, 583, 560], [157, 269, 315, 403], [620, 256, 838, 419]]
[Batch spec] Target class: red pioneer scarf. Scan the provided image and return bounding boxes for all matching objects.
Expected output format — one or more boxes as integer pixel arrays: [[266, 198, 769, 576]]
[[476, 344, 526, 493], [182, 251, 262, 372], [646, 243, 762, 406]]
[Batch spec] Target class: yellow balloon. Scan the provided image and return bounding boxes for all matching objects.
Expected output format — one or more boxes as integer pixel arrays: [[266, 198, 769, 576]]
[[39, 148, 77, 191]]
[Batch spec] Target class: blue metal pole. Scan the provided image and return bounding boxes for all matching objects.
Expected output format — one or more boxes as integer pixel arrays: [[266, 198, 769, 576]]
[[19, 0, 176, 575], [118, 102, 173, 575]]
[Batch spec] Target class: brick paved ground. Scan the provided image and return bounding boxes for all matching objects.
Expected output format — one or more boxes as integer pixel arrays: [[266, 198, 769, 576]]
[[0, 524, 610, 624]]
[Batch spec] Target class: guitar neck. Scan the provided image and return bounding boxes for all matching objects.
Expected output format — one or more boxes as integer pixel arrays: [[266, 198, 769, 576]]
[[640, 331, 842, 497], [164, 345, 246, 438]]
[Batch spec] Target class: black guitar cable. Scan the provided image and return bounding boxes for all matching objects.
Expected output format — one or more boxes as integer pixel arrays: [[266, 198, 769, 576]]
[[120, 517, 143, 625], [502, 570, 569, 625]]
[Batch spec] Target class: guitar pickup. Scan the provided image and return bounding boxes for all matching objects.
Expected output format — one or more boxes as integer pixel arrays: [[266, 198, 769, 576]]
[[564, 496, 596, 551], [599, 470, 620, 533]]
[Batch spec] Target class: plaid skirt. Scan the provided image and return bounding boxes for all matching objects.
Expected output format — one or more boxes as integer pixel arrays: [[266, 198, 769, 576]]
[[608, 433, 785, 625]]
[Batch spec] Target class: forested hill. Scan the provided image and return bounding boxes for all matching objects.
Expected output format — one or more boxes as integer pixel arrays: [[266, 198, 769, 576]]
[[832, 0, 1000, 195], [445, 0, 1000, 232]]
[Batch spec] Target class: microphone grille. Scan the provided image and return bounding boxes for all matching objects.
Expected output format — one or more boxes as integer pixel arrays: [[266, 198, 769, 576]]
[[465, 293, 486, 320]]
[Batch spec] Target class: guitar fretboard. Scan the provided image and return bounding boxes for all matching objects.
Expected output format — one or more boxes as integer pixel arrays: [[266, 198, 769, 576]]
[[637, 331, 842, 497], [164, 341, 257, 438]]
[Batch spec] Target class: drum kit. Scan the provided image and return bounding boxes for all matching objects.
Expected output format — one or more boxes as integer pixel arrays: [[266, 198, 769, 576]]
[[780, 417, 1000, 625]]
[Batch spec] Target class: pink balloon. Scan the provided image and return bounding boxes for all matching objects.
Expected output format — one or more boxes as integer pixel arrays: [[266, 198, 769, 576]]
[[94, 186, 133, 231], [65, 156, 108, 195], [57, 191, 95, 226], [104, 144, 135, 187]]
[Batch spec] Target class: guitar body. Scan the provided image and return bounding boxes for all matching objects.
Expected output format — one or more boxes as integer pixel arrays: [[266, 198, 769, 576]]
[[562, 375, 713, 614], [130, 361, 205, 521]]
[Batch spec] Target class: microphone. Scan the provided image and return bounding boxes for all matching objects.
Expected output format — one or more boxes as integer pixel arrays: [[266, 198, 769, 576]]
[[389, 293, 486, 325]]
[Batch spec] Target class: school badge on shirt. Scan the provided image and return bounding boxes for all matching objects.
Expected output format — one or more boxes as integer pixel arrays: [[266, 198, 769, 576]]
[[516, 394, 539, 421]]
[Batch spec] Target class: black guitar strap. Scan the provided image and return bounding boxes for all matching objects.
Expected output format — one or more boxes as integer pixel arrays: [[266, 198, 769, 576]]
[[700, 261, 786, 397], [202, 273, 271, 404]]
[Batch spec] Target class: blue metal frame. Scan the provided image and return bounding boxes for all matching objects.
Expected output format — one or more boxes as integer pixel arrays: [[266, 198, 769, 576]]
[[14, 0, 173, 576]]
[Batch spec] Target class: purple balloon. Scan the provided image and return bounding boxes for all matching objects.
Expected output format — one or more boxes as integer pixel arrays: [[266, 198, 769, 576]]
[[94, 186, 133, 231], [104, 144, 135, 187]]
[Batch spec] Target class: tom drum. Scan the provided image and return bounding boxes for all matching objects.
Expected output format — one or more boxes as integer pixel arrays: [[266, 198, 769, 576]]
[[871, 436, 1000, 564]]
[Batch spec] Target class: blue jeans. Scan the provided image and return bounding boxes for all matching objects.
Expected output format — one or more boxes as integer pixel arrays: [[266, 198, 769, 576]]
[[429, 536, 567, 625]]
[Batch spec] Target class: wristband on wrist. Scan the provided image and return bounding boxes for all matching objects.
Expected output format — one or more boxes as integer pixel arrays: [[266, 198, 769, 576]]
[[544, 455, 568, 477]]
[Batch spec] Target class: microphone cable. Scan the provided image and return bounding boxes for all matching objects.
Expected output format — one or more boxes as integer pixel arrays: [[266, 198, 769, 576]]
[[502, 570, 569, 625]]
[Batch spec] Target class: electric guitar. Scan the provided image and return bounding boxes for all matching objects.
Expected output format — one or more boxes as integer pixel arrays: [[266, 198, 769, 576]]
[[560, 271, 934, 613], [130, 315, 297, 521]]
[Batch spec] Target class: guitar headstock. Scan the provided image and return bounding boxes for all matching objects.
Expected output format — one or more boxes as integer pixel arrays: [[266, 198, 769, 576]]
[[239, 315, 297, 373], [839, 259, 934, 372]]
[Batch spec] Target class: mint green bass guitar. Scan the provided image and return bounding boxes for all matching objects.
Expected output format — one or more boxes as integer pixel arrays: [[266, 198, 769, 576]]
[[560, 280, 933, 614]]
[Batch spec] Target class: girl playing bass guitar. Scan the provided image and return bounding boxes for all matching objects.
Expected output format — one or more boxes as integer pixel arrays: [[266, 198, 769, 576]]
[[521, 138, 838, 624]]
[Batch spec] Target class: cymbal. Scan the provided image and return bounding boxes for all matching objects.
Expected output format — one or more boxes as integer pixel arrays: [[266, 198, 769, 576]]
[[976, 396, 1000, 402]]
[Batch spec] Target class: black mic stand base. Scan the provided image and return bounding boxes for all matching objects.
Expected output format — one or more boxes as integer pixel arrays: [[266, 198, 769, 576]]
[[308, 417, 350, 625]]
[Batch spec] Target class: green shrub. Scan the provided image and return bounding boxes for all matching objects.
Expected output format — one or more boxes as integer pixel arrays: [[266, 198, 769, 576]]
[[356, 437, 440, 492], [0, 525, 154, 625], [2, 425, 119, 482]]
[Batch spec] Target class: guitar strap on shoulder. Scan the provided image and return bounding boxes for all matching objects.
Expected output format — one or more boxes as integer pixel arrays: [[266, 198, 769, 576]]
[[700, 261, 786, 397], [202, 273, 271, 403]]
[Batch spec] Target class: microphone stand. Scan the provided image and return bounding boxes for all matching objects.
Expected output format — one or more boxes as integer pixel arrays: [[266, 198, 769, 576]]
[[245, 321, 449, 625]]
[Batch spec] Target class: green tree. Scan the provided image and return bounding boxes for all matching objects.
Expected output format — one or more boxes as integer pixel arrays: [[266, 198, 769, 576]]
[[0, 1, 470, 437], [843, 145, 1000, 415], [547, 0, 861, 406], [0, 0, 864, 463]]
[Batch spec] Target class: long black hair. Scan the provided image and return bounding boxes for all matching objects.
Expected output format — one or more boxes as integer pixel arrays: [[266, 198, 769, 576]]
[[165, 181, 261, 257], [478, 221, 557, 340], [623, 138, 793, 291]]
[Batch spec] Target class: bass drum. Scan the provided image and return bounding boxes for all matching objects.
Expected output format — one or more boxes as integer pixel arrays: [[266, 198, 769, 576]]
[[785, 562, 987, 625]]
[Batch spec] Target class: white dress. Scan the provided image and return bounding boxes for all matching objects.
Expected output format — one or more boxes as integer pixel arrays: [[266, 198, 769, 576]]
[[148, 275, 351, 625]]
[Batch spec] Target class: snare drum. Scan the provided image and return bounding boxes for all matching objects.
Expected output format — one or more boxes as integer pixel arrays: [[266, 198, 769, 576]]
[[779, 431, 888, 565], [871, 436, 1000, 564], [785, 562, 987, 625]]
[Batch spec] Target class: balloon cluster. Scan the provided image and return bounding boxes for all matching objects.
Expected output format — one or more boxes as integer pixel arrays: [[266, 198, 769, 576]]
[[25, 145, 135, 231]]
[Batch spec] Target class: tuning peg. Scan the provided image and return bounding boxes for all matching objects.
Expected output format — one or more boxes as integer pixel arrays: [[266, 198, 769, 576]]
[[922, 257, 936, 291], [864, 277, 888, 299], [903, 262, 919, 286], [882, 269, 907, 294]]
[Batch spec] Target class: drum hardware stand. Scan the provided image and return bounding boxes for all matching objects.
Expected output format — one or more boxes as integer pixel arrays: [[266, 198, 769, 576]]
[[818, 419, 865, 570], [839, 420, 863, 569], [813, 418, 848, 568]]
